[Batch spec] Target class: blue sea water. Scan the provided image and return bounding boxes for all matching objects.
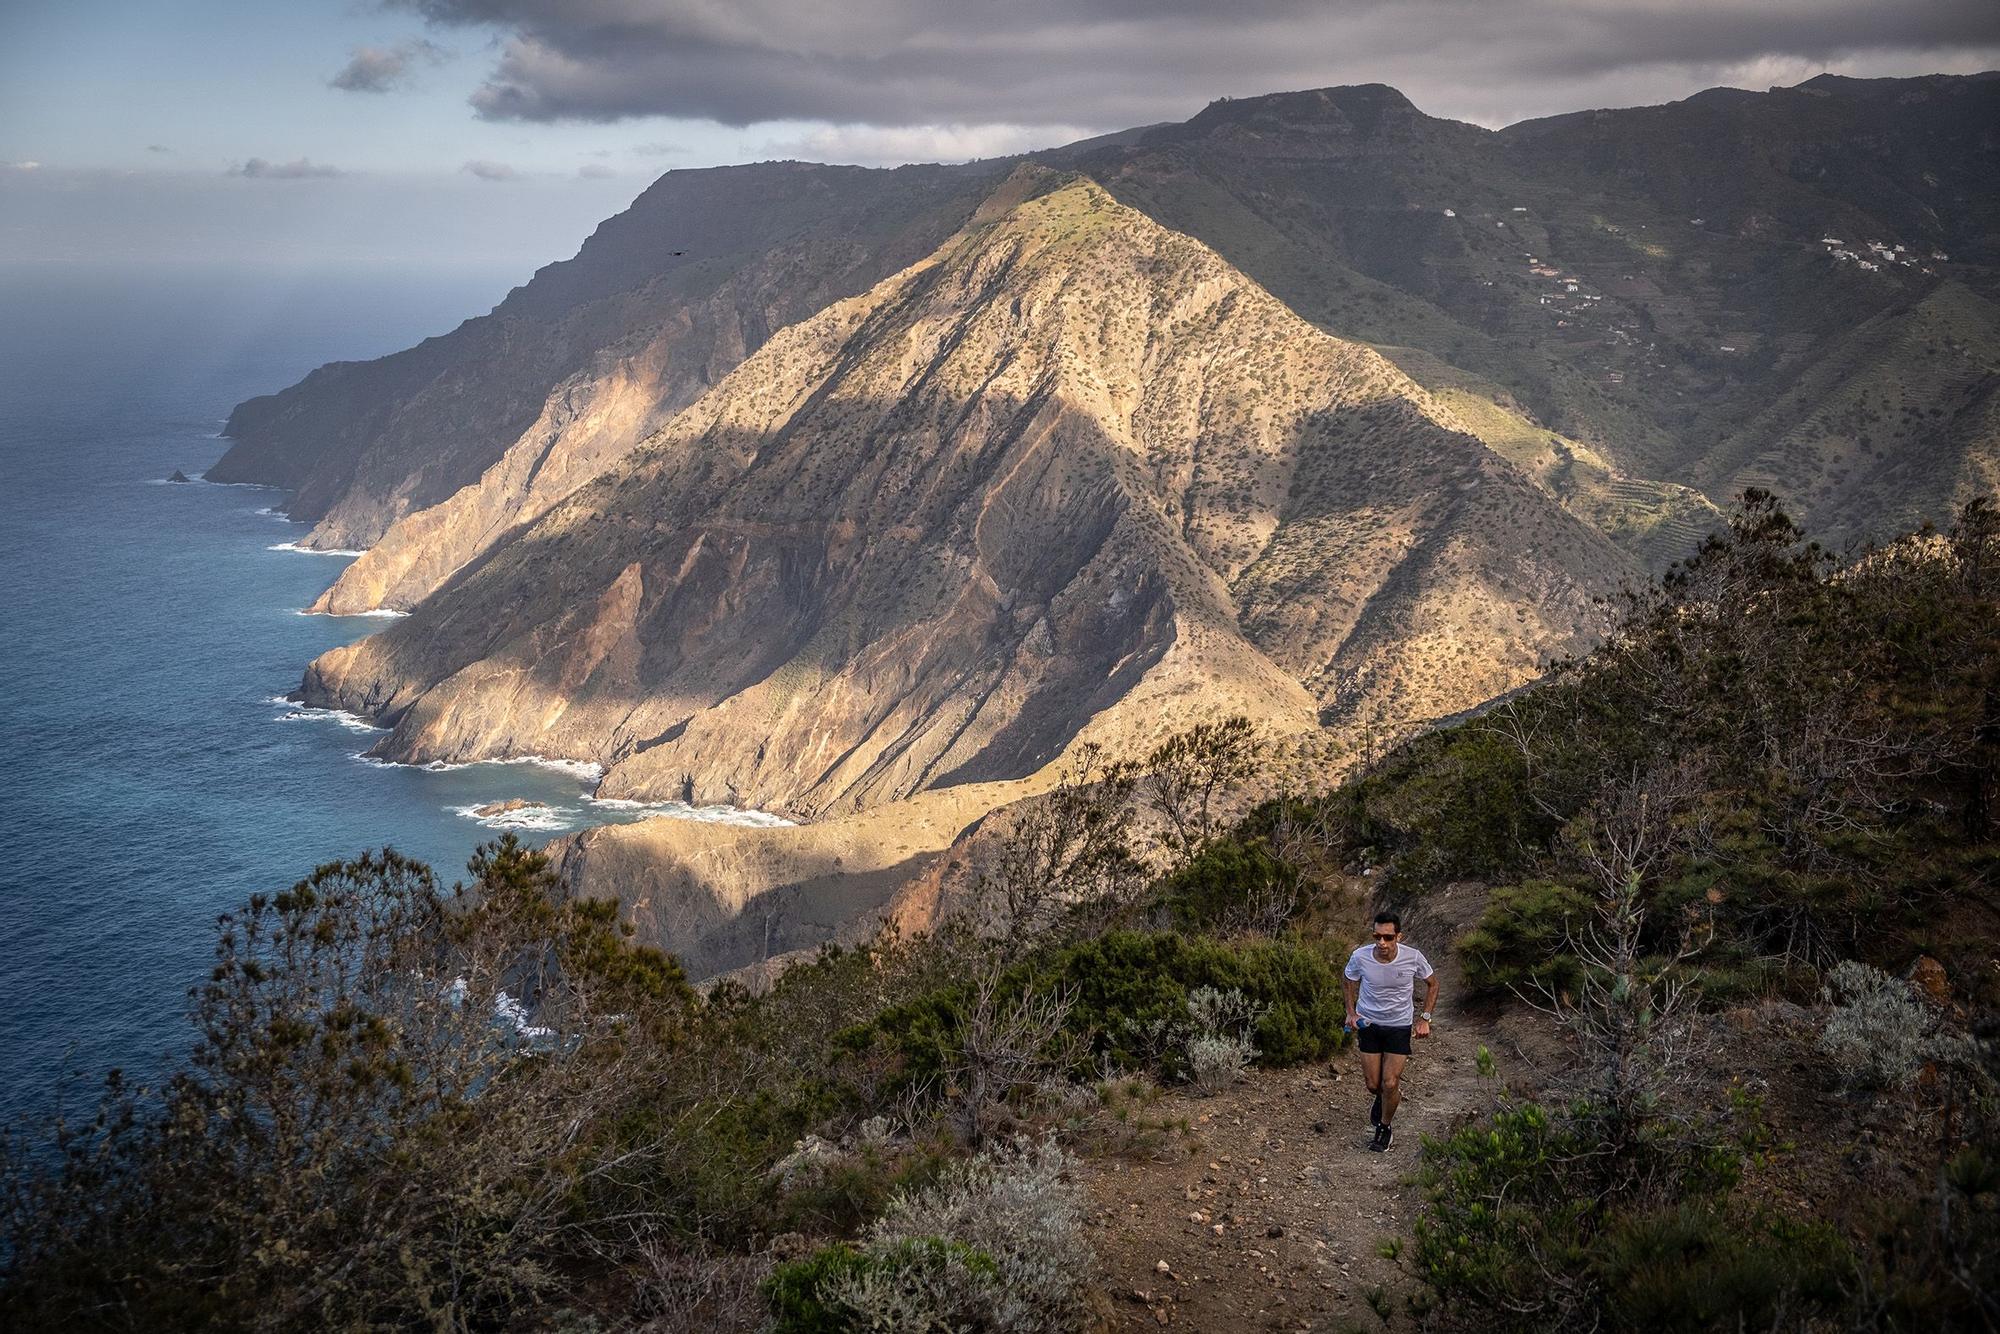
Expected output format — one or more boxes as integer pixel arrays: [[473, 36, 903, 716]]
[[0, 263, 745, 1128]]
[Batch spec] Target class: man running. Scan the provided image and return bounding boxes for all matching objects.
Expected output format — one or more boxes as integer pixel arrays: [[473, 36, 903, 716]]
[[1343, 911, 1438, 1152]]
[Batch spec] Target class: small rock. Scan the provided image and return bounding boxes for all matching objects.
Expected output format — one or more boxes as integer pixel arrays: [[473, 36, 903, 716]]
[[167, 469, 193, 484], [1156, 1260, 1172, 1274], [471, 798, 550, 818], [1910, 955, 1952, 1009], [1267, 1225, 1285, 1239]]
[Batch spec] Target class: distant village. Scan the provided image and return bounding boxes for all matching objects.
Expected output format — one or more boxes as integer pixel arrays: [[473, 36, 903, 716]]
[[1427, 202, 1955, 390], [1821, 236, 1945, 275]]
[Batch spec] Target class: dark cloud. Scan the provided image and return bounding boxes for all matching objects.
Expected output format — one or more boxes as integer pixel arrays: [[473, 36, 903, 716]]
[[146, 144, 171, 154], [330, 38, 449, 93], [462, 158, 518, 180], [230, 157, 343, 179], [577, 162, 618, 178], [390, 0, 2000, 131]]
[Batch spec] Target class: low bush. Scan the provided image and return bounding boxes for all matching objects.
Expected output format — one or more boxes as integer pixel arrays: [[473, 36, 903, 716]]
[[1817, 960, 1980, 1092], [1151, 838, 1303, 932], [765, 1238, 1000, 1334], [1182, 986, 1265, 1094], [849, 931, 1346, 1098], [1454, 880, 1593, 996], [764, 1137, 1090, 1333], [1853, 1144, 2000, 1331], [1412, 1100, 1847, 1332]]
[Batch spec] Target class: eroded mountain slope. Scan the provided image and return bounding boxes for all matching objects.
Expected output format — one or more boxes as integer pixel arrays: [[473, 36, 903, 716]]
[[301, 173, 1630, 822], [210, 161, 1003, 549]]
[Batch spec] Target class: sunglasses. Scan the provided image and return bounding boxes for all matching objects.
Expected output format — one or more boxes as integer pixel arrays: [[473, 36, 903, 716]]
[[1372, 931, 1398, 941]]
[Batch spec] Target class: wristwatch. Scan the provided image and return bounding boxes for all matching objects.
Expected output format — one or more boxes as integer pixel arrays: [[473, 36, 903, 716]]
[[1419, 1011, 1434, 1022]]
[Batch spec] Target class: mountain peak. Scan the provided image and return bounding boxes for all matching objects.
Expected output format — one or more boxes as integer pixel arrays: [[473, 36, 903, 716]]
[[1133, 82, 1482, 160], [1181, 83, 1427, 133], [301, 160, 1625, 835]]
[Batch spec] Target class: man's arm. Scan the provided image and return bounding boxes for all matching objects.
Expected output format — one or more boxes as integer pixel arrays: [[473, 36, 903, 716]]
[[1343, 975, 1360, 1028], [1415, 973, 1440, 1038]]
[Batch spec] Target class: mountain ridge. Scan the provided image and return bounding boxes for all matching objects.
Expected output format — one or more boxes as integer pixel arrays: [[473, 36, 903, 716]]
[[283, 172, 1632, 965], [223, 73, 2000, 966]]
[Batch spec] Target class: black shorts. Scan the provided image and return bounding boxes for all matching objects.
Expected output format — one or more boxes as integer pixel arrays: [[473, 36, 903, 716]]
[[1356, 1023, 1412, 1056]]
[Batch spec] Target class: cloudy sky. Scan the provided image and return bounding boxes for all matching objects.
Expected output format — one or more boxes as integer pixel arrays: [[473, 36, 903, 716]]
[[4, 0, 1996, 270]]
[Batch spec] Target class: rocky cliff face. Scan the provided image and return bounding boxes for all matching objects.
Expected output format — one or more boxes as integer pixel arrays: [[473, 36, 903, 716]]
[[302, 173, 1629, 831], [209, 161, 1003, 550]]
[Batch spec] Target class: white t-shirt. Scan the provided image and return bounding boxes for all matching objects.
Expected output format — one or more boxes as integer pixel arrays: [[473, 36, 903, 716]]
[[1344, 943, 1434, 1026]]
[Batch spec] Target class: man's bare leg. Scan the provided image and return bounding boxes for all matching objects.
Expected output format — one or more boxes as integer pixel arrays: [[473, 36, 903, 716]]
[[1379, 1053, 1409, 1125], [1359, 1049, 1382, 1125]]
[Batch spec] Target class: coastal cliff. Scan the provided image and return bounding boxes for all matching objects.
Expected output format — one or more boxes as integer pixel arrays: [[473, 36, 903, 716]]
[[296, 172, 1632, 964], [209, 161, 1004, 550]]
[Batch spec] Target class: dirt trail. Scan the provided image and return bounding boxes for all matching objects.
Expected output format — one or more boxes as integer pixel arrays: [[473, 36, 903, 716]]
[[1081, 898, 1518, 1331]]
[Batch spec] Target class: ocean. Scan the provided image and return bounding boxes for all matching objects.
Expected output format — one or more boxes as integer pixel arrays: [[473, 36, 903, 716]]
[[0, 263, 766, 1129]]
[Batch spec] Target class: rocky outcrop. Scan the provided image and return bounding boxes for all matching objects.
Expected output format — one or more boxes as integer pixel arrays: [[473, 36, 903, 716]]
[[302, 173, 1631, 839]]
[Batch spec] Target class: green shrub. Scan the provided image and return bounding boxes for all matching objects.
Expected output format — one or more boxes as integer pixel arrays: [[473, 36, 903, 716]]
[[765, 1243, 874, 1334], [1044, 931, 1346, 1075], [764, 1138, 1090, 1333], [1455, 880, 1593, 996], [1596, 1204, 1845, 1332], [845, 931, 1347, 1095], [1856, 1144, 2000, 1331], [1412, 1100, 1847, 1332], [764, 1238, 999, 1334], [1333, 723, 1562, 884], [1151, 838, 1300, 931]]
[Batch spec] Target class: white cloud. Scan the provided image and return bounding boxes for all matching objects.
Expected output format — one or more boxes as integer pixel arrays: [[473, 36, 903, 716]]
[[230, 157, 343, 179], [463, 158, 518, 181], [330, 39, 451, 93], [763, 122, 1095, 166]]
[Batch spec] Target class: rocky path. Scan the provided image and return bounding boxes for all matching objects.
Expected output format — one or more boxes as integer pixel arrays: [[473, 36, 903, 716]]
[[1080, 939, 1509, 1331]]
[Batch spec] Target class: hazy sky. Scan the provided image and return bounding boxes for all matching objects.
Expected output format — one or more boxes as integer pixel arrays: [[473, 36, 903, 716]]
[[4, 1, 1996, 271]]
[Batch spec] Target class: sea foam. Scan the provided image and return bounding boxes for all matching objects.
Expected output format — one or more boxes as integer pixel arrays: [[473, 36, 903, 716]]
[[353, 753, 606, 782], [272, 700, 387, 734], [584, 795, 795, 827], [268, 541, 366, 557], [447, 802, 575, 833]]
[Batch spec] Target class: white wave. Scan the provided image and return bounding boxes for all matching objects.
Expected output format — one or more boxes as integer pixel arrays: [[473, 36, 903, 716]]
[[197, 475, 282, 489], [273, 702, 386, 733], [352, 752, 605, 782], [448, 802, 574, 832], [293, 606, 409, 618], [584, 795, 795, 827], [252, 506, 290, 520], [268, 541, 366, 556]]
